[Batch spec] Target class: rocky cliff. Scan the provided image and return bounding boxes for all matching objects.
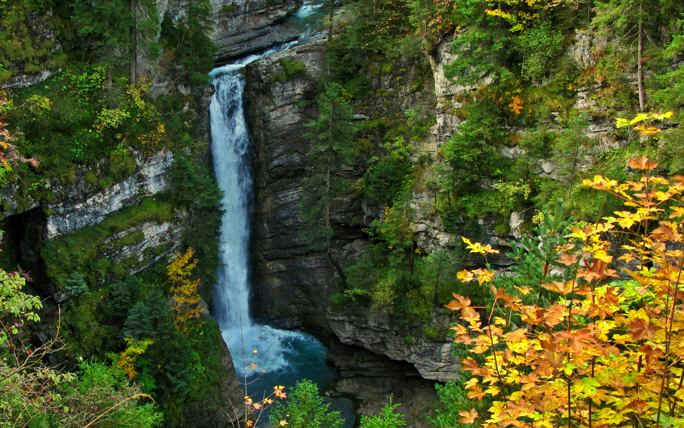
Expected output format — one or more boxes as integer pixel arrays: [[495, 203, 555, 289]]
[[211, 0, 302, 63], [244, 37, 460, 387]]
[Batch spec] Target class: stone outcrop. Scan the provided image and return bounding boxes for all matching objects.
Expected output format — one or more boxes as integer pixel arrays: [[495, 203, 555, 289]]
[[427, 38, 463, 146], [328, 312, 460, 382], [1, 71, 56, 90], [103, 220, 184, 275], [211, 0, 302, 63], [45, 150, 173, 238], [328, 340, 438, 428]]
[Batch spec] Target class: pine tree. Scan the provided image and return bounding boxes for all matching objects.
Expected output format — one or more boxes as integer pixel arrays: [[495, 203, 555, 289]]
[[303, 83, 357, 284], [593, 0, 683, 111]]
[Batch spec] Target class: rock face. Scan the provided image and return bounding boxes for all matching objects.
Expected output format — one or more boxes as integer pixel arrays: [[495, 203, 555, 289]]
[[328, 340, 438, 428], [427, 38, 463, 145], [245, 40, 336, 330], [46, 150, 173, 238], [1, 70, 56, 90], [245, 41, 460, 391], [328, 312, 460, 381], [103, 220, 184, 275], [211, 0, 302, 63]]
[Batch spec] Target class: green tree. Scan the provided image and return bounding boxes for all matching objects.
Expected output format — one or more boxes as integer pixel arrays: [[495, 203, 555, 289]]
[[303, 82, 356, 283], [593, 0, 683, 111], [269, 379, 343, 428], [0, 262, 41, 347], [0, 248, 160, 427], [55, 0, 158, 83], [652, 16, 684, 109], [59, 362, 163, 427], [360, 400, 407, 428], [0, 0, 62, 82], [429, 382, 486, 428], [169, 155, 222, 285], [57, 0, 130, 72], [159, 0, 215, 86]]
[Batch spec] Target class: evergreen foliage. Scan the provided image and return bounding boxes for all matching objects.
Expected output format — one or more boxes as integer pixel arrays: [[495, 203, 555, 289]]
[[159, 0, 215, 86], [360, 401, 407, 428], [0, 0, 225, 425], [429, 382, 483, 428], [269, 379, 344, 428], [302, 82, 357, 258]]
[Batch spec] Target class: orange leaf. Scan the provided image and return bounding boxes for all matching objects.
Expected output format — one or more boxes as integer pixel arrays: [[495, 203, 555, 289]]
[[446, 294, 471, 311], [542, 281, 574, 295], [634, 124, 661, 136], [467, 385, 486, 400], [543, 304, 566, 328], [459, 408, 479, 424], [627, 156, 658, 171], [509, 95, 523, 116], [557, 252, 578, 266], [629, 318, 655, 341]]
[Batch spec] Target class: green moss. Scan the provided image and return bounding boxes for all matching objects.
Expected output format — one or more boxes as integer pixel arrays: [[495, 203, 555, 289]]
[[219, 3, 239, 14], [42, 198, 174, 289], [270, 58, 307, 83], [423, 326, 441, 341], [143, 243, 173, 262], [111, 230, 145, 250], [84, 170, 99, 188]]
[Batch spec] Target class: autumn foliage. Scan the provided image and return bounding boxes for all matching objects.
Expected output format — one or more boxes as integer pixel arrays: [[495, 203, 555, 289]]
[[167, 247, 203, 330], [448, 155, 683, 426], [0, 90, 38, 172]]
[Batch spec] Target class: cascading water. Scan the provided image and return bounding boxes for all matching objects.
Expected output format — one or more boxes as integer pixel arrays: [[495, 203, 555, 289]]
[[209, 33, 331, 386], [296, 0, 324, 18]]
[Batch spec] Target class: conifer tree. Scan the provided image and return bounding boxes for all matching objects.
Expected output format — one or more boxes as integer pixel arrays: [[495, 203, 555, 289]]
[[303, 83, 356, 284]]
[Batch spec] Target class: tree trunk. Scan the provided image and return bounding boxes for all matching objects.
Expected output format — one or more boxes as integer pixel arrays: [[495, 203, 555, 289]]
[[324, 99, 348, 287], [130, 0, 138, 85], [637, 0, 645, 112], [327, 0, 334, 42], [106, 65, 113, 91]]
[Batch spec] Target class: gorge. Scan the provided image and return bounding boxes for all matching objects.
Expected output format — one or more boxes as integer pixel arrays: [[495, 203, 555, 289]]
[[1, 0, 681, 426]]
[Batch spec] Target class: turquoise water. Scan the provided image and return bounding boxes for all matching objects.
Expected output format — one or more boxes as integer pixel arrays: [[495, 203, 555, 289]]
[[210, 2, 353, 425]]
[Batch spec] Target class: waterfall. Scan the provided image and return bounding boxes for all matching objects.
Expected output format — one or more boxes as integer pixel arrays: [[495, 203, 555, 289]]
[[209, 40, 327, 379], [296, 1, 324, 19]]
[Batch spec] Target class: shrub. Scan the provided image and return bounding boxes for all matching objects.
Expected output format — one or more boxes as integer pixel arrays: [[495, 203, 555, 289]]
[[269, 379, 343, 428], [361, 400, 407, 428], [446, 155, 683, 426]]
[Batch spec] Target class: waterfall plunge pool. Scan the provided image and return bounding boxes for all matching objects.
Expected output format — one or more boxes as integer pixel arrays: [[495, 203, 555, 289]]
[[209, 13, 352, 424]]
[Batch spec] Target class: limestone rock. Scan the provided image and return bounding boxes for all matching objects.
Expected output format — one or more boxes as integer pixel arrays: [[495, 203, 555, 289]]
[[245, 41, 337, 329], [510, 211, 524, 239], [1, 71, 55, 90], [103, 221, 184, 275], [46, 150, 173, 238], [328, 312, 460, 382], [245, 40, 460, 391]]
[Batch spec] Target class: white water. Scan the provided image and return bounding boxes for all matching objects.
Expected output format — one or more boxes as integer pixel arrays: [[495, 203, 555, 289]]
[[210, 18, 326, 378], [296, 1, 324, 19]]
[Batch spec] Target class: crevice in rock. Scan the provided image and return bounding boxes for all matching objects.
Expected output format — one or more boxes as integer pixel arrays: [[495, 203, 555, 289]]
[[327, 338, 439, 428], [1, 207, 50, 295]]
